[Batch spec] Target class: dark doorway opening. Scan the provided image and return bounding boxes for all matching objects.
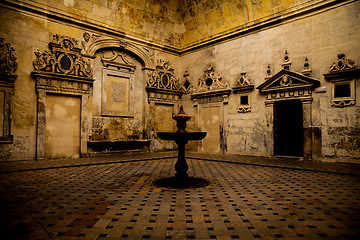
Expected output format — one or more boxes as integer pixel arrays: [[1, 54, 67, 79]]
[[274, 99, 303, 157]]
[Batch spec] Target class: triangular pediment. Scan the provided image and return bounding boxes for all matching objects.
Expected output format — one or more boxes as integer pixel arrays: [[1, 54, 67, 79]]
[[257, 69, 319, 93]]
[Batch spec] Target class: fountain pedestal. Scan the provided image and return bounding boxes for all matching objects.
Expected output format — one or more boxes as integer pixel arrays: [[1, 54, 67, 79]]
[[154, 107, 208, 188]]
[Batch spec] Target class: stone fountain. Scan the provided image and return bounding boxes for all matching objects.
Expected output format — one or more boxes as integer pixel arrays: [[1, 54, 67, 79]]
[[154, 106, 208, 188]]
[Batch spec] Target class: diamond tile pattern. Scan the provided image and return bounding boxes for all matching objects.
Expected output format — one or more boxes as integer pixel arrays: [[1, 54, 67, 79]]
[[0, 153, 359, 239]]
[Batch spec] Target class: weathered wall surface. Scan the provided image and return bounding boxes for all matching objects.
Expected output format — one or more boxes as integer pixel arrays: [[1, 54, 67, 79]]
[[4, 0, 184, 48], [0, 0, 359, 162], [0, 4, 180, 159], [180, 1, 360, 162]]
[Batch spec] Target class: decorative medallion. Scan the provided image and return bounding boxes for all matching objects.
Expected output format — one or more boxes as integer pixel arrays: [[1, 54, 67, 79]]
[[147, 59, 181, 91], [182, 71, 192, 94]]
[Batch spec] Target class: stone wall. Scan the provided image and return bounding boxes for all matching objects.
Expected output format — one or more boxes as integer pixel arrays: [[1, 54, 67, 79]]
[[0, 0, 359, 162], [180, 1, 360, 162]]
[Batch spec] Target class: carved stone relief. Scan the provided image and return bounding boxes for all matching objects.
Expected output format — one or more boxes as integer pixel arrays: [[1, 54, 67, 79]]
[[191, 64, 231, 103], [0, 36, 17, 143], [146, 59, 182, 103], [80, 32, 155, 69], [324, 53, 360, 108]]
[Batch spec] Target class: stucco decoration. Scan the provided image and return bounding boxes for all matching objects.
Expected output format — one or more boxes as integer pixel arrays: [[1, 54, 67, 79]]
[[33, 34, 93, 79], [0, 36, 17, 143], [81, 32, 155, 70], [146, 59, 182, 103], [324, 54, 360, 108], [191, 65, 231, 102]]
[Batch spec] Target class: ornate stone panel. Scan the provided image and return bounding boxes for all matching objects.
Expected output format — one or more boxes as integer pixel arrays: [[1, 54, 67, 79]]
[[324, 53, 360, 108], [99, 49, 136, 117], [191, 65, 231, 102], [0, 36, 17, 143], [32, 34, 94, 160], [146, 59, 182, 103]]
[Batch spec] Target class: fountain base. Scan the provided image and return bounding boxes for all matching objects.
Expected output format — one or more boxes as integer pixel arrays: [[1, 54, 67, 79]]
[[153, 177, 209, 189]]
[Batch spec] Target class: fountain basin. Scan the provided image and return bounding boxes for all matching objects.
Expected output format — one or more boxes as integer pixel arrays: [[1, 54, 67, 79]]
[[157, 132, 207, 141]]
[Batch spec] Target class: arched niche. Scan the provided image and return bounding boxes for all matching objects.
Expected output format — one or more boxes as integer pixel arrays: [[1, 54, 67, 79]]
[[81, 33, 155, 70]]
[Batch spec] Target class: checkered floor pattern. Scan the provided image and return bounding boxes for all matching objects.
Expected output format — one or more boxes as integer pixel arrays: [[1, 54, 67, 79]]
[[0, 157, 359, 239]]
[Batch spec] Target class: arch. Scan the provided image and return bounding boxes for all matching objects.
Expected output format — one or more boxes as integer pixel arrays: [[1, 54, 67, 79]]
[[83, 37, 155, 70]]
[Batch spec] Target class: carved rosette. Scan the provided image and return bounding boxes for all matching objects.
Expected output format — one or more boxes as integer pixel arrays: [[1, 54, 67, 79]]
[[0, 36, 18, 75], [33, 34, 93, 79]]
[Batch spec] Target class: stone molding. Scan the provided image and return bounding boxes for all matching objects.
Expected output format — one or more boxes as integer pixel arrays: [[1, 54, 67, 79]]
[[257, 69, 320, 104]]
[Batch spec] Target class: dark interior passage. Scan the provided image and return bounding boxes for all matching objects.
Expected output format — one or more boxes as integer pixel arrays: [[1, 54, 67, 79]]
[[274, 99, 304, 157]]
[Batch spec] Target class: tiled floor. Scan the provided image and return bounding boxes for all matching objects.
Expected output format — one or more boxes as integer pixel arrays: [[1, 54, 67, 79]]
[[0, 153, 359, 240]]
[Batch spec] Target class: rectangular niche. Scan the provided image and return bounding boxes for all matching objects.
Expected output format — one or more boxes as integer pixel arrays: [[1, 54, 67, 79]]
[[237, 94, 251, 113], [102, 69, 134, 117], [331, 80, 355, 107]]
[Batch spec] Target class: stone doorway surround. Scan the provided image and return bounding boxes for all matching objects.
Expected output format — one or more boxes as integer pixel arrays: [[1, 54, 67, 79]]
[[191, 65, 231, 154], [257, 65, 320, 160], [32, 34, 94, 160]]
